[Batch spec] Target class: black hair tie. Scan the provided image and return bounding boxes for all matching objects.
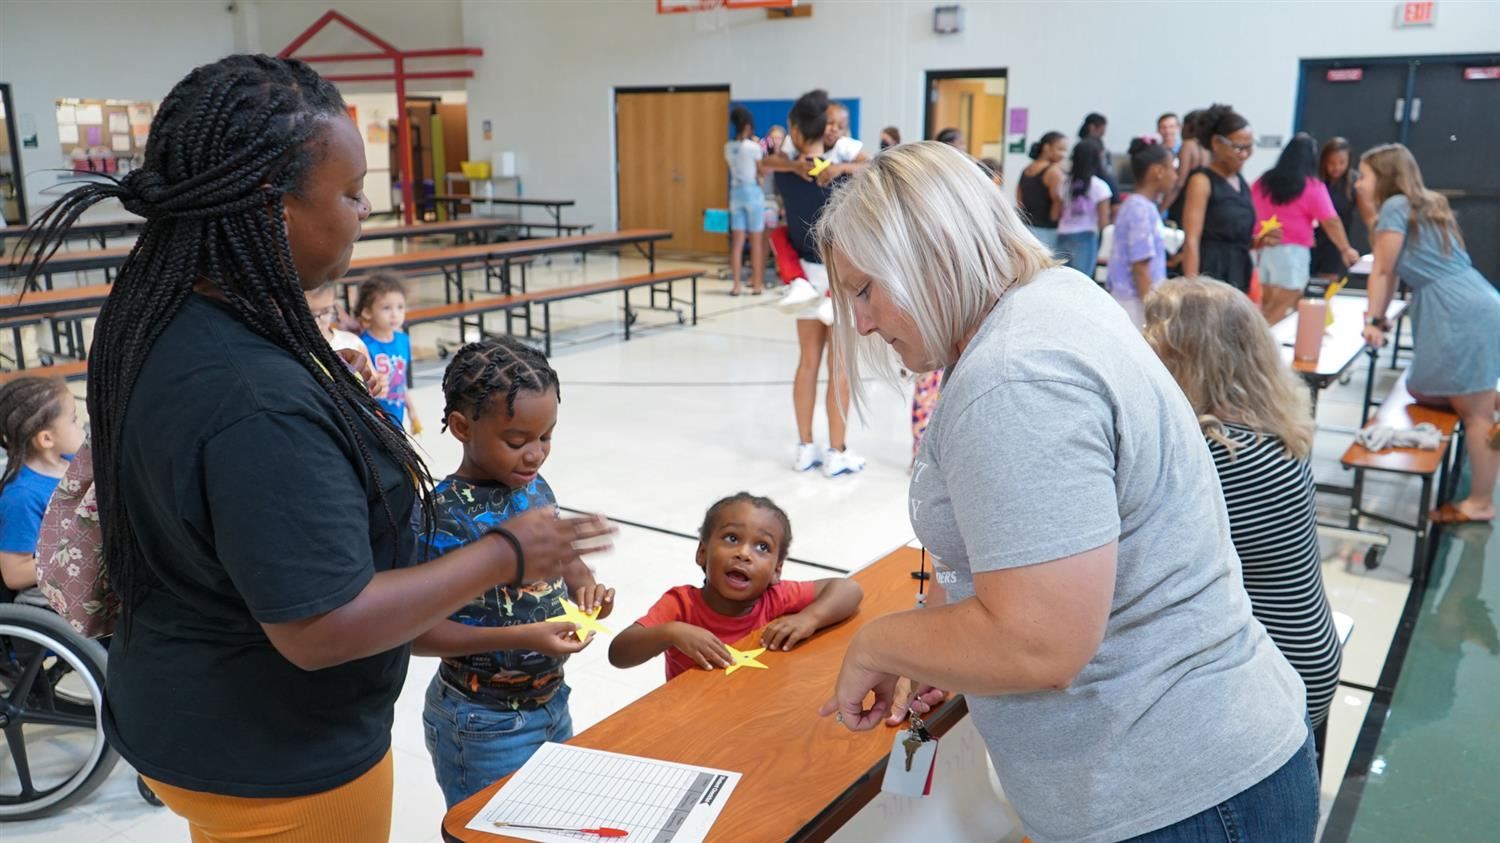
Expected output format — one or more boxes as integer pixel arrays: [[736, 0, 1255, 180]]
[[488, 526, 526, 591]]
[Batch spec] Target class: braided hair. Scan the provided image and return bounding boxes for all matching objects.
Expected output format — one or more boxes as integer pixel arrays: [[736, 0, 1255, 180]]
[[0, 377, 72, 493], [441, 338, 561, 429], [9, 55, 434, 613], [698, 492, 792, 562]]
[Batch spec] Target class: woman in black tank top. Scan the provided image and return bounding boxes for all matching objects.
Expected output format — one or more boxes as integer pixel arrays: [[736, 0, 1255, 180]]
[[1016, 132, 1067, 247], [1181, 104, 1279, 293]]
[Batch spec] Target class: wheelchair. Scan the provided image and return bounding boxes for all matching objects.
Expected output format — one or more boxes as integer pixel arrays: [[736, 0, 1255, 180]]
[[0, 601, 161, 821]]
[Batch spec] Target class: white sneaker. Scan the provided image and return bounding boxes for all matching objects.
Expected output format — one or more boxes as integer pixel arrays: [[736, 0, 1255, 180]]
[[822, 447, 866, 478], [793, 442, 823, 472], [778, 277, 819, 312], [815, 296, 835, 326]]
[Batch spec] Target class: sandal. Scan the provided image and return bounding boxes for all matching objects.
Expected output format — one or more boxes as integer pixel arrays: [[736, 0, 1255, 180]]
[[729, 288, 742, 297], [1431, 502, 1495, 525]]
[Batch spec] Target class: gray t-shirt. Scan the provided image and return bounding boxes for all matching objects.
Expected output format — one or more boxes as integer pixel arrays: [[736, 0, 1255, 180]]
[[911, 266, 1307, 842]]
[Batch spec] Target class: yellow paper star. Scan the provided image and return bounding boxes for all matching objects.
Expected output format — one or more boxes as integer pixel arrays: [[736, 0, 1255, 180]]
[[724, 645, 769, 676], [807, 157, 831, 178], [1323, 277, 1348, 327], [547, 598, 612, 641], [1257, 214, 1282, 239]]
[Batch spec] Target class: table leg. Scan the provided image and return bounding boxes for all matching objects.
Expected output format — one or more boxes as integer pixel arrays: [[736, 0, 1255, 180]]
[[1359, 347, 1378, 426]]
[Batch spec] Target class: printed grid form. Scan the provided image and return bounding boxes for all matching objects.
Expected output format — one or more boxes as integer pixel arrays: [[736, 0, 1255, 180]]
[[472, 743, 738, 843]]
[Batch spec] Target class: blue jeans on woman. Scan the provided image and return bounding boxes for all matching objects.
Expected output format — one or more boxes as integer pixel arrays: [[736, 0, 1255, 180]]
[[1057, 230, 1101, 281], [422, 675, 574, 808], [1122, 724, 1320, 841]]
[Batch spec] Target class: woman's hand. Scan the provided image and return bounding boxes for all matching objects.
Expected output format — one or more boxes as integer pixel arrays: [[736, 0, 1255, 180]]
[[884, 677, 949, 726], [573, 582, 616, 619], [668, 623, 734, 671], [514, 621, 594, 656], [1362, 324, 1386, 348], [1341, 246, 1362, 268], [502, 509, 615, 584], [818, 635, 901, 732]]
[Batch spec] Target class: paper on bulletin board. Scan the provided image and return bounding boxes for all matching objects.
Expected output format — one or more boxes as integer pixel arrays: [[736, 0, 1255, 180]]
[[76, 104, 103, 125], [58, 124, 80, 145], [111, 134, 132, 152], [86, 126, 102, 146], [108, 113, 129, 133], [56, 105, 77, 125]]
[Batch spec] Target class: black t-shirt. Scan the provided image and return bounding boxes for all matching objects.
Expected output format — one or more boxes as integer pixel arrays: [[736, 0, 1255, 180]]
[[774, 169, 839, 264], [102, 295, 417, 798]]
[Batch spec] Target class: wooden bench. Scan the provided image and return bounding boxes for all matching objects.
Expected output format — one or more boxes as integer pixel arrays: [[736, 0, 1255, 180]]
[[0, 360, 88, 385], [408, 268, 703, 356], [1339, 369, 1462, 585]]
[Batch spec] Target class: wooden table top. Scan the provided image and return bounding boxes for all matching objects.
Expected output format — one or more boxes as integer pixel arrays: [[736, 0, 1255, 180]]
[[442, 545, 968, 843], [343, 228, 672, 277], [432, 195, 575, 208], [1272, 295, 1408, 384], [1340, 369, 1460, 475], [0, 283, 113, 319], [2, 229, 670, 289]]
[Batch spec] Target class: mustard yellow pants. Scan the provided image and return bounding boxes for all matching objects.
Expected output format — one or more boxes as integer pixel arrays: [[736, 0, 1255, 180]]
[[140, 750, 393, 843]]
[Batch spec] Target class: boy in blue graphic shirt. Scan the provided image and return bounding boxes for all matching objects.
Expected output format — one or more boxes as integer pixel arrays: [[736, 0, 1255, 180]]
[[414, 337, 614, 808], [356, 272, 422, 433]]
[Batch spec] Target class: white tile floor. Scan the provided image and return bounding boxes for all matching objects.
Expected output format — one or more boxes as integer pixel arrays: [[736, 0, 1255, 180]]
[[5, 251, 1425, 842]]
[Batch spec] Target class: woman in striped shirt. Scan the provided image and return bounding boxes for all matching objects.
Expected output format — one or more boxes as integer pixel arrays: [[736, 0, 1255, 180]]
[[1144, 276, 1342, 767]]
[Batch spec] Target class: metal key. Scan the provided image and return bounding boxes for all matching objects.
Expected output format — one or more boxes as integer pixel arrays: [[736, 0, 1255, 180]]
[[902, 733, 924, 772]]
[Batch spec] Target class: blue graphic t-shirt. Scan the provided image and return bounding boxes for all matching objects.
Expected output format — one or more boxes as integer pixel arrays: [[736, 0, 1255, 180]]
[[417, 474, 569, 709], [360, 330, 410, 426]]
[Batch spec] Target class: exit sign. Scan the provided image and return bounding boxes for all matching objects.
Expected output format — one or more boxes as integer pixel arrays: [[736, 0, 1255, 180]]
[[1396, 1, 1435, 27]]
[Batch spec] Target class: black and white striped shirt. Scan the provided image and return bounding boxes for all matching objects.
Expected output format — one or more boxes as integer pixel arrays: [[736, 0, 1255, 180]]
[[1208, 422, 1341, 726]]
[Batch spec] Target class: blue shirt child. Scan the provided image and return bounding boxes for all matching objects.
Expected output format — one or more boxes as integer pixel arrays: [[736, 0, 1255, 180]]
[[360, 330, 411, 426]]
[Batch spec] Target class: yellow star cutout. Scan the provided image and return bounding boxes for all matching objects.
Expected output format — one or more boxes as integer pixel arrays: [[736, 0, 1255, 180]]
[[1257, 214, 1282, 239], [547, 598, 612, 641], [807, 157, 831, 178], [724, 645, 769, 676]]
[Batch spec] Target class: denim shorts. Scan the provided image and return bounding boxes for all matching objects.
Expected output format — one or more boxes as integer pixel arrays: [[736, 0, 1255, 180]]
[[730, 184, 766, 233], [1259, 244, 1312, 291], [421, 675, 574, 808], [1122, 723, 1319, 841]]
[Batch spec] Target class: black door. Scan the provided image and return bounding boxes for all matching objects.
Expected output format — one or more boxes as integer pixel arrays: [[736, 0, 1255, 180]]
[[1297, 61, 1411, 255], [1404, 57, 1500, 284]]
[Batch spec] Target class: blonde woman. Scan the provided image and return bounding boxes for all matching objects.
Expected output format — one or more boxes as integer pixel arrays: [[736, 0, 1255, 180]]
[[1357, 144, 1500, 525], [1145, 277, 1342, 770], [814, 142, 1316, 842]]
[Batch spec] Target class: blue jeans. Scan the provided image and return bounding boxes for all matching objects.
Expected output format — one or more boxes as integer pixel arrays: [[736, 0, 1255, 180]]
[[1057, 230, 1101, 280], [1123, 725, 1319, 842], [421, 675, 574, 808], [1028, 225, 1059, 253]]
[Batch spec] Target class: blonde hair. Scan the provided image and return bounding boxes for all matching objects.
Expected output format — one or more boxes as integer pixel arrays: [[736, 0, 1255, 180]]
[[1143, 277, 1314, 459], [1361, 143, 1462, 255], [815, 141, 1057, 410]]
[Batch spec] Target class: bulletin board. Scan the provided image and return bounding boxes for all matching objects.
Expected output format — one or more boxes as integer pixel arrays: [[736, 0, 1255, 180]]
[[56, 98, 155, 171]]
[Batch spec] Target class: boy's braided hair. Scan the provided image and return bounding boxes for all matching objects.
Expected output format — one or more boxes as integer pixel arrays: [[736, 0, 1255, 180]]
[[441, 338, 560, 428]]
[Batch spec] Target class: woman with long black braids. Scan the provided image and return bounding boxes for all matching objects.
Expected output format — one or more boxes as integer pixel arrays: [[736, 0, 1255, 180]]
[[14, 55, 612, 841]]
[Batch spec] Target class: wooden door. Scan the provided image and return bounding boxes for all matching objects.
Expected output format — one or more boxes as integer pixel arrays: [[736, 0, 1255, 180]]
[[437, 102, 470, 197], [616, 89, 729, 254]]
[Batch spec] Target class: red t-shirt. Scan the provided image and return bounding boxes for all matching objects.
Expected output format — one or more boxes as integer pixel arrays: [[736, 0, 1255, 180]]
[[636, 581, 818, 680]]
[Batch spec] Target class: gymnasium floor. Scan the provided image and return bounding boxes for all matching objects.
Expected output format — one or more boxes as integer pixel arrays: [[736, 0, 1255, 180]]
[[6, 239, 1490, 842]]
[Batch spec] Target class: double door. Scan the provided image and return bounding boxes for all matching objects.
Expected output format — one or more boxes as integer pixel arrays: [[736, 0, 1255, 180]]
[[1298, 53, 1500, 283]]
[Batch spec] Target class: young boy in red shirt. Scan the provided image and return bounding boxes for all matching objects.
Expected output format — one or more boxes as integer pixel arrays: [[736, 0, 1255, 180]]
[[609, 493, 862, 679]]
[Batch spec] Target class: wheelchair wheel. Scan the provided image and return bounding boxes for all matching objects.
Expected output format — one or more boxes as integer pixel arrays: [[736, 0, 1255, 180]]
[[0, 604, 119, 821]]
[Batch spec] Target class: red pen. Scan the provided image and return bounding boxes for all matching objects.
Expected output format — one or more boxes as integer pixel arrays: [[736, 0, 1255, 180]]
[[493, 821, 628, 838]]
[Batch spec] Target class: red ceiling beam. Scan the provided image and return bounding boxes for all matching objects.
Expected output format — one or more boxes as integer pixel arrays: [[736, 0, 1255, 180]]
[[322, 71, 475, 83], [299, 47, 484, 64], [278, 10, 482, 225]]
